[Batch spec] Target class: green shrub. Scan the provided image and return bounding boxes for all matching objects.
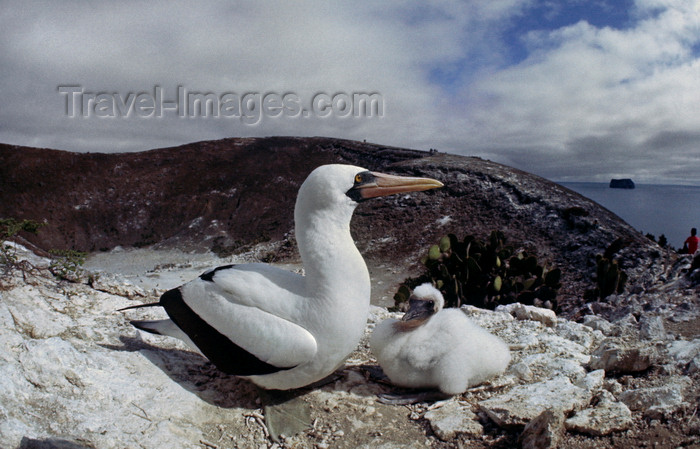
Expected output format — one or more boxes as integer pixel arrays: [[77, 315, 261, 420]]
[[0, 218, 45, 238], [0, 218, 45, 273], [49, 249, 87, 280]]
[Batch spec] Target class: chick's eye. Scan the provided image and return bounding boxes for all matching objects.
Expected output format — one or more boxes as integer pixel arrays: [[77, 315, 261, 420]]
[[355, 174, 363, 183]]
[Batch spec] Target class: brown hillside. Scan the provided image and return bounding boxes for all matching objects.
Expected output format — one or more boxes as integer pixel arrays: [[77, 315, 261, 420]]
[[0, 136, 666, 313]]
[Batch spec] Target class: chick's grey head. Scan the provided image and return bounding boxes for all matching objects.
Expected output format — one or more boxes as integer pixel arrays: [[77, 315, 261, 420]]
[[401, 283, 444, 322]]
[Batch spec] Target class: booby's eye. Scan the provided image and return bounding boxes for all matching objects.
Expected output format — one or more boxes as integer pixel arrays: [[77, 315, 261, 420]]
[[352, 171, 374, 185], [346, 171, 377, 202]]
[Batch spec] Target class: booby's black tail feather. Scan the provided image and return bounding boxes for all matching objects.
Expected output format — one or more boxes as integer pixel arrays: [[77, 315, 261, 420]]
[[117, 301, 162, 312]]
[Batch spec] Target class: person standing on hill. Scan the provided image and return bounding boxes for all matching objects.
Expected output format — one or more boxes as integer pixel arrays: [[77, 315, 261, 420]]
[[683, 228, 699, 255]]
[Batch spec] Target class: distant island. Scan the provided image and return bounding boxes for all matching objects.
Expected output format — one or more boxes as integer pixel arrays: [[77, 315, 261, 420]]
[[609, 178, 635, 189]]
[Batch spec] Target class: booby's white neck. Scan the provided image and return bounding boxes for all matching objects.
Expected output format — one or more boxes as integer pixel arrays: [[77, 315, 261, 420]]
[[294, 201, 369, 297]]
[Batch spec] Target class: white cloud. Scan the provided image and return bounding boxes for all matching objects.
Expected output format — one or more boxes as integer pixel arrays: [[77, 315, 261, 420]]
[[0, 0, 698, 184], [449, 0, 700, 183]]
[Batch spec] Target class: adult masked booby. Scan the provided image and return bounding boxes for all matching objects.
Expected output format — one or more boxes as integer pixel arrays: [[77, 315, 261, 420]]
[[371, 283, 510, 398], [122, 164, 443, 391]]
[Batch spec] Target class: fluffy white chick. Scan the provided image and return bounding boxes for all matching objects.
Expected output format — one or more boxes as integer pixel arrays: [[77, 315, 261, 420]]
[[371, 283, 510, 397]]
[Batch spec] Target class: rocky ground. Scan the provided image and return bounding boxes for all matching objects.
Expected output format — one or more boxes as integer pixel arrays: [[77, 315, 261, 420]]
[[1, 243, 699, 449]]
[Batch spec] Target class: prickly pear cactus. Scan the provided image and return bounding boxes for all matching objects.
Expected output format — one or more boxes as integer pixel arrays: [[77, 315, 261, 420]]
[[393, 230, 562, 311], [584, 239, 629, 301]]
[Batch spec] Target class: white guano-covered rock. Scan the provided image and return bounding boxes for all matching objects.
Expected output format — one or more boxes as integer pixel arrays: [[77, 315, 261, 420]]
[[618, 378, 691, 419], [582, 315, 615, 336], [478, 377, 592, 428], [0, 247, 260, 449], [519, 409, 565, 449], [639, 314, 668, 341], [589, 339, 655, 373], [2, 241, 696, 447], [565, 392, 633, 436], [667, 339, 700, 364], [574, 369, 606, 392], [423, 401, 483, 440], [497, 303, 557, 327], [668, 338, 700, 374], [90, 271, 148, 298]]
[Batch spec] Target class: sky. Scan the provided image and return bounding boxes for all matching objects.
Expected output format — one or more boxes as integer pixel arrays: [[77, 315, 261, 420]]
[[1, 0, 699, 184]]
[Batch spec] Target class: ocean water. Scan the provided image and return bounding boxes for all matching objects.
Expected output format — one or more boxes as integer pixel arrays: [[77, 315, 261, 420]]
[[558, 182, 700, 250]]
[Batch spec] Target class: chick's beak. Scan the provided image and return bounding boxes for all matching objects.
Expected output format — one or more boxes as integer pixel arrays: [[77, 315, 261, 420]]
[[401, 297, 436, 322]]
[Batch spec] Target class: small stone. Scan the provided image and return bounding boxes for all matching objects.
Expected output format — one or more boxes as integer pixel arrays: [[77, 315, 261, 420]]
[[602, 379, 623, 395], [595, 389, 616, 403], [565, 397, 633, 436], [479, 377, 591, 428], [589, 340, 654, 373], [424, 401, 483, 441], [511, 361, 534, 381], [519, 409, 565, 449], [582, 315, 614, 335], [667, 339, 700, 364], [519, 352, 587, 383], [639, 315, 667, 341], [555, 320, 602, 350], [90, 271, 147, 298], [619, 381, 688, 419], [574, 369, 605, 392], [614, 313, 638, 326], [498, 303, 557, 327]]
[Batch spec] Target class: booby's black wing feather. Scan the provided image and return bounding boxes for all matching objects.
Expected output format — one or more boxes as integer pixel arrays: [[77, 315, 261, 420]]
[[159, 287, 293, 376], [199, 264, 237, 282]]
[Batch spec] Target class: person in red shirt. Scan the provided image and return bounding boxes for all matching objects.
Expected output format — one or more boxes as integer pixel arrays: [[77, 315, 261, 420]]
[[684, 228, 699, 255]]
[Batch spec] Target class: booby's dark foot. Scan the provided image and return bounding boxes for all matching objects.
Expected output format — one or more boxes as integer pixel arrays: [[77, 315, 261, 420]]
[[362, 365, 392, 384], [257, 387, 312, 442], [377, 390, 452, 405], [303, 372, 343, 390]]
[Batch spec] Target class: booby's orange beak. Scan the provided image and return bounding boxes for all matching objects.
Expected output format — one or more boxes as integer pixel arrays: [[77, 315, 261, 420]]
[[356, 171, 443, 200]]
